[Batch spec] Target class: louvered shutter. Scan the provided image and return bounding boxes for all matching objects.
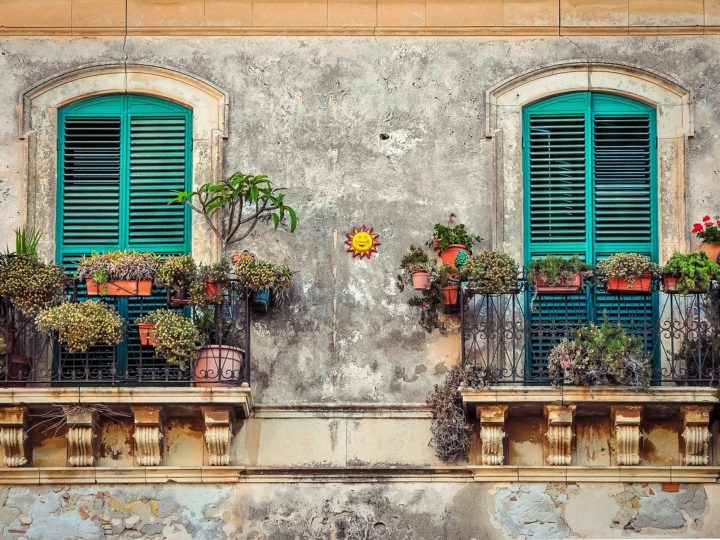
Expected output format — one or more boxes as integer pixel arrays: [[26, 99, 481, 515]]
[[57, 95, 192, 382], [524, 92, 658, 381]]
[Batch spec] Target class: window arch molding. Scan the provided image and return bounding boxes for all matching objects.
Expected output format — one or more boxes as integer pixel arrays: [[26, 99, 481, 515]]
[[485, 62, 692, 264], [19, 64, 229, 262]]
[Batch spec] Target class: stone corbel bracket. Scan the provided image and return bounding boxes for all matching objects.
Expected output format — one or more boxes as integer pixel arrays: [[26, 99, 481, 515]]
[[478, 405, 508, 465], [65, 407, 98, 467], [681, 405, 712, 466], [131, 406, 165, 466], [545, 404, 576, 466], [0, 406, 28, 467], [202, 406, 235, 466], [611, 405, 643, 466]]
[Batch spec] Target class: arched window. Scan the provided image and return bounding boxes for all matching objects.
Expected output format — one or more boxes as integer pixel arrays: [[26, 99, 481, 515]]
[[523, 92, 658, 378], [57, 94, 192, 379]]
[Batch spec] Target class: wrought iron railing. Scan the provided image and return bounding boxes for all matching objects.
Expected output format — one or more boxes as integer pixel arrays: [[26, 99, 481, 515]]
[[0, 279, 252, 387], [460, 278, 720, 386]]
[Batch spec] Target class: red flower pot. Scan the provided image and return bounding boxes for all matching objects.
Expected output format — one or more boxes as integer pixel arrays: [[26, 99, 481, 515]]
[[411, 270, 430, 291], [534, 272, 582, 294], [661, 276, 707, 294], [439, 244, 469, 268], [606, 273, 653, 294], [138, 323, 156, 346], [698, 243, 720, 263], [441, 284, 459, 306], [86, 279, 153, 297]]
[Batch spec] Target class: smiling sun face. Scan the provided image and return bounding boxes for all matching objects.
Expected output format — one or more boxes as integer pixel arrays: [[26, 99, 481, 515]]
[[345, 225, 380, 259]]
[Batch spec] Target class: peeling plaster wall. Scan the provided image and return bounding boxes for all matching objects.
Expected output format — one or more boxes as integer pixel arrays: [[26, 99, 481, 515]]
[[0, 483, 718, 539], [1, 37, 719, 405]]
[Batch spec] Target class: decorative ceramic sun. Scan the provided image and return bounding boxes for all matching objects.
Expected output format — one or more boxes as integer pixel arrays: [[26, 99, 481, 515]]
[[345, 225, 380, 259]]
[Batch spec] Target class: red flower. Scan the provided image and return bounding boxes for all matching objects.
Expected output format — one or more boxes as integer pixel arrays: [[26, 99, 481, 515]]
[[702, 215, 711, 222], [705, 221, 714, 228], [716, 219, 720, 226], [692, 223, 703, 233]]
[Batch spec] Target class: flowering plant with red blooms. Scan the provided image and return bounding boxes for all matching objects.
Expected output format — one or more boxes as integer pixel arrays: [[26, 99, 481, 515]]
[[692, 214, 720, 244]]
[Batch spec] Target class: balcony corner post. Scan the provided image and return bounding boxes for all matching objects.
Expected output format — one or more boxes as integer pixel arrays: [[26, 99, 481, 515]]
[[65, 407, 98, 467], [611, 405, 643, 466], [545, 404, 576, 466], [0, 406, 28, 467], [201, 406, 235, 466], [680, 405, 713, 466], [131, 406, 165, 466], [478, 405, 508, 465]]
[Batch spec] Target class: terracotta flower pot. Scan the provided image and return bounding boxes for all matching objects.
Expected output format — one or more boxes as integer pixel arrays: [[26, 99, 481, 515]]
[[441, 284, 459, 306], [534, 272, 582, 294], [86, 279, 153, 297], [698, 243, 720, 263], [411, 270, 430, 291], [661, 276, 707, 294], [194, 345, 245, 387], [137, 323, 156, 346], [204, 281, 220, 298], [606, 272, 653, 294], [439, 244, 469, 268]]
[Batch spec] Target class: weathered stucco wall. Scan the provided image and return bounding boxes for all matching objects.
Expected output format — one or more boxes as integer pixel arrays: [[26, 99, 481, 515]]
[[0, 482, 719, 539], [1, 36, 720, 404]]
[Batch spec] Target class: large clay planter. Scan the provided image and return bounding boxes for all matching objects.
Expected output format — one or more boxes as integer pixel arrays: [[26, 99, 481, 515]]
[[411, 270, 430, 291], [698, 243, 720, 263], [439, 244, 469, 268], [441, 284, 459, 306], [606, 272, 653, 294], [86, 279, 152, 297], [534, 272, 582, 294], [661, 276, 707, 294], [137, 323, 156, 346], [194, 345, 245, 387]]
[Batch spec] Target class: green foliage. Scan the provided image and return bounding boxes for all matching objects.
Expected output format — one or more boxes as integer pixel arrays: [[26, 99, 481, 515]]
[[156, 255, 198, 290], [454, 249, 469, 268], [77, 251, 158, 283], [429, 223, 482, 253], [661, 252, 720, 293], [396, 245, 432, 291], [405, 264, 456, 333], [0, 256, 66, 316], [137, 309, 199, 369], [169, 171, 298, 251], [36, 301, 124, 353], [597, 253, 659, 283], [461, 251, 520, 294], [547, 320, 651, 388], [529, 255, 592, 287], [198, 260, 231, 284], [233, 251, 295, 293], [10, 228, 42, 260]]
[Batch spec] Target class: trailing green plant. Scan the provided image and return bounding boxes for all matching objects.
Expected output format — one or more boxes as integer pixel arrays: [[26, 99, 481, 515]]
[[396, 245, 432, 291], [529, 255, 592, 287], [169, 171, 298, 252], [77, 251, 158, 284], [0, 256, 66, 316], [405, 264, 456, 333], [36, 301, 124, 353], [429, 223, 482, 253], [156, 255, 198, 292], [596, 253, 659, 284], [661, 252, 720, 294], [461, 251, 519, 294], [547, 320, 651, 388], [136, 309, 199, 369]]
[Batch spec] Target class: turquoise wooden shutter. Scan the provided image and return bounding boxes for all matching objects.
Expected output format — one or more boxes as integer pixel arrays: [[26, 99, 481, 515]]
[[57, 95, 192, 381], [523, 92, 658, 381]]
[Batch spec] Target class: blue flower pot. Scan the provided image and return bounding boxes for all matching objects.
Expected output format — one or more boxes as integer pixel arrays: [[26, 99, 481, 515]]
[[252, 288, 271, 313]]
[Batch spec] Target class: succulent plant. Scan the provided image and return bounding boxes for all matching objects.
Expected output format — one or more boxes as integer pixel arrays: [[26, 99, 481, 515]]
[[156, 255, 198, 291], [597, 253, 659, 283], [136, 309, 199, 369], [36, 301, 124, 353], [234, 252, 294, 293], [461, 251, 519, 294], [198, 260, 231, 284], [661, 251, 720, 293], [77, 251, 158, 283], [0, 256, 66, 316], [529, 255, 592, 287]]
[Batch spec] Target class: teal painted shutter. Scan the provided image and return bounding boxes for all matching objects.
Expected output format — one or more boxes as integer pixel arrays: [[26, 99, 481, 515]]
[[57, 95, 192, 380], [524, 92, 657, 380]]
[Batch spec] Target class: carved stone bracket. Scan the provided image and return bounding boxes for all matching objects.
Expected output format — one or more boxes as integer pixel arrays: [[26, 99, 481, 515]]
[[545, 404, 575, 466], [131, 406, 164, 466], [0, 406, 28, 467], [201, 406, 235, 466], [65, 408, 98, 467], [611, 405, 642, 466], [478, 405, 508, 465], [681, 405, 712, 466]]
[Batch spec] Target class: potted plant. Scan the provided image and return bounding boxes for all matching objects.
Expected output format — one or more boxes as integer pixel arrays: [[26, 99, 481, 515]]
[[233, 251, 294, 313], [597, 253, 659, 294], [529, 255, 591, 294], [429, 219, 482, 269], [272, 264, 296, 306], [199, 260, 231, 301], [398, 245, 432, 291], [661, 252, 720, 294], [547, 320, 651, 388], [137, 309, 200, 369], [435, 264, 459, 309], [135, 313, 157, 346], [156, 255, 198, 304], [36, 300, 124, 353], [77, 251, 158, 296], [692, 214, 720, 262], [461, 251, 520, 295]]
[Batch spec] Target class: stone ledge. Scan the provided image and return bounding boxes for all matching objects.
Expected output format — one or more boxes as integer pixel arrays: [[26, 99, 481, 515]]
[[0, 387, 253, 418], [0, 465, 717, 485]]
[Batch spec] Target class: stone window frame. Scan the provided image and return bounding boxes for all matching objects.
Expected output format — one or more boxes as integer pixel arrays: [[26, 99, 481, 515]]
[[485, 62, 693, 264], [18, 63, 229, 263]]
